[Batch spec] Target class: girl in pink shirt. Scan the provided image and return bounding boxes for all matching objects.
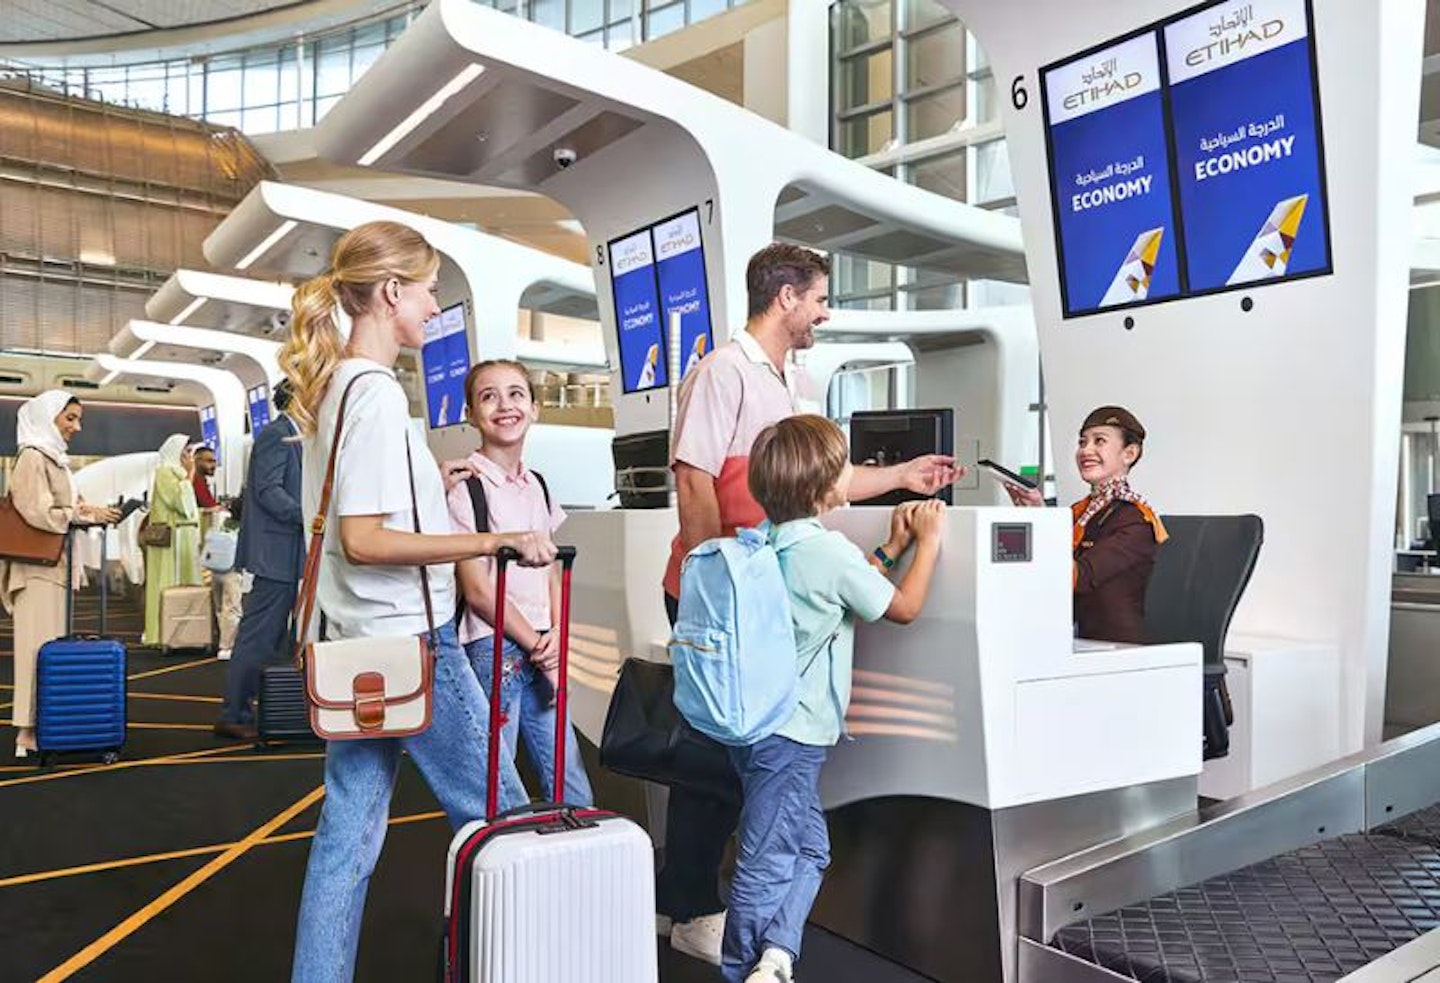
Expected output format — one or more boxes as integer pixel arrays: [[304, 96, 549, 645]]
[[446, 359, 593, 806]]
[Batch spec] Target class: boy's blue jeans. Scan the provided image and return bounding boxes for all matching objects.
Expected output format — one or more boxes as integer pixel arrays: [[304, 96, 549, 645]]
[[463, 635, 594, 807], [291, 624, 527, 983], [721, 734, 830, 983]]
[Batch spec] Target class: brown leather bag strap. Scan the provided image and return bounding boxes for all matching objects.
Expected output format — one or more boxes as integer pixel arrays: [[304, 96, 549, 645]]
[[403, 437, 438, 640], [291, 369, 388, 668]]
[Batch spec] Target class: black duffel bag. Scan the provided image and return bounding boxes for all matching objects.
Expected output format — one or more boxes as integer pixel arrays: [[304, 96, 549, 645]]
[[600, 657, 740, 803]]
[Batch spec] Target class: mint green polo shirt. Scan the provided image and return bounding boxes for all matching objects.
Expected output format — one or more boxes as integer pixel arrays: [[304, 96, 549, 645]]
[[771, 518, 896, 747]]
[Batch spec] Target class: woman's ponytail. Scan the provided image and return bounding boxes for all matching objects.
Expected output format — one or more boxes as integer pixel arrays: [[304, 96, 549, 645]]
[[278, 274, 344, 437]]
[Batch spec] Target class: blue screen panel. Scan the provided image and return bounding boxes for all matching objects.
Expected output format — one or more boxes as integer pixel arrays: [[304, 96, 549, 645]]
[[1165, 0, 1329, 292], [653, 209, 713, 382], [1043, 33, 1182, 318], [609, 229, 666, 394], [421, 303, 469, 428]]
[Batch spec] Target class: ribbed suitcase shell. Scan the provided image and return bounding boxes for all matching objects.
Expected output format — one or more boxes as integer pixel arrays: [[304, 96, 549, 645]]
[[257, 665, 315, 744], [443, 811, 657, 983], [36, 639, 126, 753], [160, 584, 212, 650]]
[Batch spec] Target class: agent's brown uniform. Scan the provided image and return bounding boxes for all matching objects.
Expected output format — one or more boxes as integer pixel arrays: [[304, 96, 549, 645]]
[[1071, 498, 1165, 644]]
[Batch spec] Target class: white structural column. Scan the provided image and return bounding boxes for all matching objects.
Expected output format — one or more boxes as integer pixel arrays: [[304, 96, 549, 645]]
[[89, 354, 248, 497], [940, 0, 1425, 751]]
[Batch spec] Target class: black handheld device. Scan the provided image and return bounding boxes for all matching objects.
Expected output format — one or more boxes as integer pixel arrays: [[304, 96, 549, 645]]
[[976, 459, 1037, 490]]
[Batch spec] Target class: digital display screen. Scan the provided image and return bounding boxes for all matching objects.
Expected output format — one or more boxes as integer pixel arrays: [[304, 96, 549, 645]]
[[652, 209, 714, 383], [1040, 0, 1330, 317], [608, 228, 666, 395], [1165, 0, 1330, 292], [1043, 34, 1182, 317], [247, 384, 271, 434], [420, 302, 470, 428], [199, 404, 219, 462], [992, 523, 1033, 563]]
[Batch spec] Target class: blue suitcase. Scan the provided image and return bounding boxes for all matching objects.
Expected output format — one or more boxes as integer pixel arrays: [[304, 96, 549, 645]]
[[35, 523, 127, 767]]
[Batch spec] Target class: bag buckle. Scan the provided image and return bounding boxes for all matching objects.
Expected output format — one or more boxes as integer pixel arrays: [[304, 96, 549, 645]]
[[352, 672, 387, 730]]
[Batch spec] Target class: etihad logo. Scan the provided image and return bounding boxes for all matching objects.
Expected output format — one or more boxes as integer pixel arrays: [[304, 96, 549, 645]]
[[1187, 18, 1285, 67], [659, 235, 696, 256], [1063, 70, 1143, 112], [1100, 227, 1165, 308]]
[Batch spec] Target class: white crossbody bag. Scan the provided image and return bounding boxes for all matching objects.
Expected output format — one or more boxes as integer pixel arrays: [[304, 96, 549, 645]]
[[293, 370, 437, 740]]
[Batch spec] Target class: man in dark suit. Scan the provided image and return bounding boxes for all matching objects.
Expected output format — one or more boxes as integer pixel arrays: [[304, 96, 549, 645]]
[[215, 381, 304, 741]]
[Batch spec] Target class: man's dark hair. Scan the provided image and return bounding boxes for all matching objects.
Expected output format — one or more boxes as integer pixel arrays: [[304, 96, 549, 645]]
[[195, 445, 216, 459], [746, 243, 830, 319], [273, 379, 294, 412]]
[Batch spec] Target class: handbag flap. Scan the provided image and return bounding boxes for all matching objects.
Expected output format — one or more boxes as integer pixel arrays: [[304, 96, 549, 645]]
[[305, 636, 431, 708]]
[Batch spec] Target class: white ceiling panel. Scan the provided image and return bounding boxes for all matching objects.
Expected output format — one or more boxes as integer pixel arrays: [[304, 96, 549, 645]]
[[0, 1, 316, 44]]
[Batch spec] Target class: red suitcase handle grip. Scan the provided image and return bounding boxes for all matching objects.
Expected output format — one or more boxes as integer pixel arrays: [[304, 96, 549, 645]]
[[486, 546, 577, 821]]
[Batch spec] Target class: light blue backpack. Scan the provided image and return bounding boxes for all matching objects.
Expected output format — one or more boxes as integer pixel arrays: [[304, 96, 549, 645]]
[[670, 525, 803, 746]]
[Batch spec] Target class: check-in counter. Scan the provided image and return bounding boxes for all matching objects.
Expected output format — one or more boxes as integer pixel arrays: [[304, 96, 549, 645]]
[[820, 506, 1201, 811], [564, 505, 1202, 981]]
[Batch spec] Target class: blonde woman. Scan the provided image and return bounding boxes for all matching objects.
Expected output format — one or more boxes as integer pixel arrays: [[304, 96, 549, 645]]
[[2, 391, 118, 757], [280, 220, 554, 982], [141, 433, 201, 646]]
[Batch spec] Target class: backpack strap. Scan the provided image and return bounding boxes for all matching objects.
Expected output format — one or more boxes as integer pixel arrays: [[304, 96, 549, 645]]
[[531, 470, 551, 512], [464, 475, 490, 534]]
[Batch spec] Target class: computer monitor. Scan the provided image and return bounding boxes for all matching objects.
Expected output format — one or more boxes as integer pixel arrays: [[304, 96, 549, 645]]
[[611, 429, 670, 509], [1426, 494, 1440, 552], [848, 409, 954, 507]]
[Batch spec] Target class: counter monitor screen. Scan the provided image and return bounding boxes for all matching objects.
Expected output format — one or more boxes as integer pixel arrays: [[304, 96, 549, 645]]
[[848, 408, 954, 507], [652, 208, 714, 383], [198, 404, 219, 462], [421, 302, 470, 428], [247, 384, 271, 434], [1040, 0, 1330, 317], [609, 227, 666, 394]]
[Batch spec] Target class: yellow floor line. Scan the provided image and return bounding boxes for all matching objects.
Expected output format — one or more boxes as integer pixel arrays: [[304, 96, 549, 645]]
[[0, 811, 444, 890], [126, 656, 217, 682], [0, 743, 252, 789], [128, 692, 223, 705], [37, 784, 326, 983]]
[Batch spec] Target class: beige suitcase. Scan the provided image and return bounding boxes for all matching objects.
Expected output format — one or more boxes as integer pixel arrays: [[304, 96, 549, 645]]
[[160, 584, 213, 651]]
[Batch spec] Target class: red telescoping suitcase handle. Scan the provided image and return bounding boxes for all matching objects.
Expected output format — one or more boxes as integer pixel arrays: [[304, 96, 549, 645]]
[[487, 545, 576, 821]]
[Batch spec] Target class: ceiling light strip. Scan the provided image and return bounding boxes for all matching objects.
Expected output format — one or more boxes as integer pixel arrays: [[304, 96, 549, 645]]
[[236, 220, 298, 271], [358, 64, 485, 167]]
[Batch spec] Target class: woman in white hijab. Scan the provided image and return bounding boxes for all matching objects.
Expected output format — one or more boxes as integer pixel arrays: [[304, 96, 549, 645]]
[[2, 390, 117, 758], [141, 433, 202, 647]]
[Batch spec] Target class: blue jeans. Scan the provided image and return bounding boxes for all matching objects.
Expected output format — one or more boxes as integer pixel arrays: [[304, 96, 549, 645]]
[[291, 623, 527, 983], [721, 735, 830, 983], [463, 635, 594, 808]]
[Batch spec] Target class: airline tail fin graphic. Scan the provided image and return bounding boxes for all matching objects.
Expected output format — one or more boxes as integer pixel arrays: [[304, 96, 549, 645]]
[[1099, 227, 1165, 308], [1227, 194, 1308, 285]]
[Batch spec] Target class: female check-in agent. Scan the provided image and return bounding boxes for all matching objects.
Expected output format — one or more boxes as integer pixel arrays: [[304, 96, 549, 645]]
[[1005, 406, 1167, 643]]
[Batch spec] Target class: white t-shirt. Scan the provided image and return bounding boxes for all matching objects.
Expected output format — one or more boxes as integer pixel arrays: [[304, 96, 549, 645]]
[[302, 358, 456, 640]]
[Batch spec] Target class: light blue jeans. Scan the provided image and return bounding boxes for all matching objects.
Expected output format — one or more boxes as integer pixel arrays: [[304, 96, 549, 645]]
[[291, 623, 527, 983], [463, 635, 594, 808], [721, 735, 831, 983]]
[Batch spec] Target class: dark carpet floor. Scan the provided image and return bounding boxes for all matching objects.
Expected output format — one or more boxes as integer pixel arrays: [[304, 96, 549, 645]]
[[0, 584, 931, 982]]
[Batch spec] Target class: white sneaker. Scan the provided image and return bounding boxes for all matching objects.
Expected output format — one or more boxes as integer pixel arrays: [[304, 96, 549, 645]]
[[655, 914, 673, 938], [745, 947, 794, 983], [217, 648, 232, 661], [669, 910, 725, 965]]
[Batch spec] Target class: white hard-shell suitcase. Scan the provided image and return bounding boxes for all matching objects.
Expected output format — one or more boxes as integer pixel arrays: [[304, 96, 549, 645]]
[[440, 546, 658, 983]]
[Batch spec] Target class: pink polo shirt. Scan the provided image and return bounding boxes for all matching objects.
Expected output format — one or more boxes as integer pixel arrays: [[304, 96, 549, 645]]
[[446, 451, 566, 645], [663, 329, 803, 598]]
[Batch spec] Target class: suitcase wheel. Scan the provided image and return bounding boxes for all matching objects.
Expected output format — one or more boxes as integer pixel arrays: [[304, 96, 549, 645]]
[[102, 751, 120, 765]]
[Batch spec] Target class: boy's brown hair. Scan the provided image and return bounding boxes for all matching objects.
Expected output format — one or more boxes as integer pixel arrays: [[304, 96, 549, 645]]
[[463, 359, 534, 410], [748, 414, 849, 523]]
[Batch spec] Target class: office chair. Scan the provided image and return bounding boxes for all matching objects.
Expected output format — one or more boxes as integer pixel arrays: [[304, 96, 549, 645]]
[[1143, 514, 1265, 760]]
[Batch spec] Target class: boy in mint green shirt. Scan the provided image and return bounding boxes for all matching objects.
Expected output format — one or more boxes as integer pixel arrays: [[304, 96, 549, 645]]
[[723, 414, 945, 983]]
